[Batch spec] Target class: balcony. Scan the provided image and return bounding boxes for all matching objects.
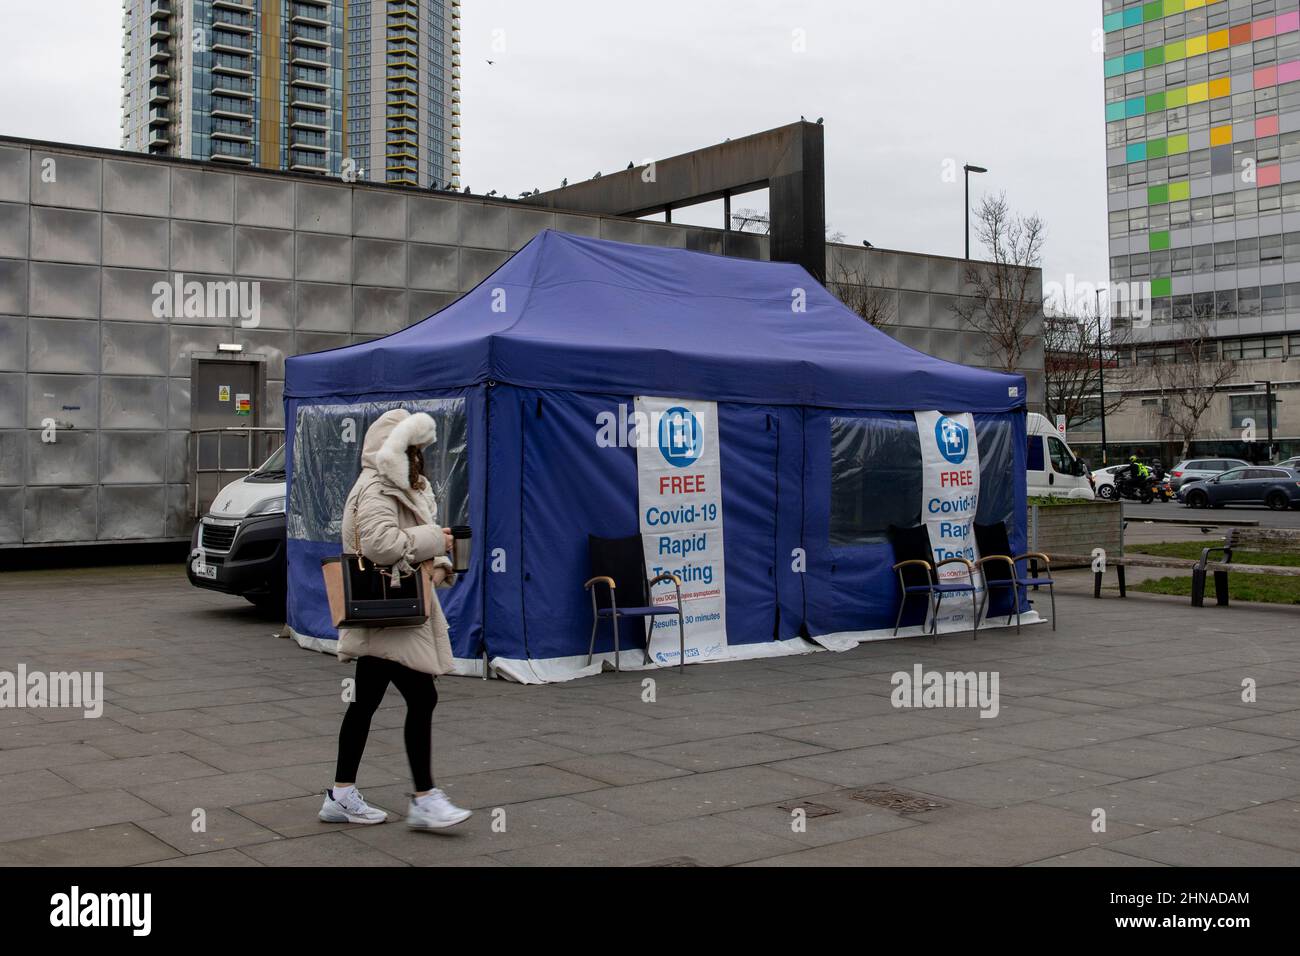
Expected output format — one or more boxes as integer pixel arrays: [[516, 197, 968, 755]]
[[291, 24, 328, 47], [149, 84, 171, 105], [291, 45, 329, 67], [148, 129, 169, 148], [291, 3, 329, 27], [291, 109, 327, 130], [212, 117, 254, 141], [289, 152, 328, 173], [211, 99, 252, 119], [213, 9, 253, 32], [211, 140, 254, 163], [290, 91, 328, 109], [149, 65, 170, 84], [213, 0, 254, 11], [148, 107, 170, 126], [212, 75, 254, 97], [150, 21, 170, 41], [213, 53, 254, 77], [211, 31, 253, 53], [150, 0, 170, 20], [149, 41, 170, 62], [291, 68, 328, 90]]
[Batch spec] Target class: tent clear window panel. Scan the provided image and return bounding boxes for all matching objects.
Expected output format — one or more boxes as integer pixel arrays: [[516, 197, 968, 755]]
[[289, 398, 469, 543], [829, 415, 922, 547]]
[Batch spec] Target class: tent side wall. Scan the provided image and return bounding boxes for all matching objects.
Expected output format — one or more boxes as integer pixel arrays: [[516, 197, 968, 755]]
[[484, 388, 1030, 667]]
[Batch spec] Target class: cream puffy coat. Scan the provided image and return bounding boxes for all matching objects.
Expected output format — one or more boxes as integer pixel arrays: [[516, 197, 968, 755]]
[[336, 409, 456, 676]]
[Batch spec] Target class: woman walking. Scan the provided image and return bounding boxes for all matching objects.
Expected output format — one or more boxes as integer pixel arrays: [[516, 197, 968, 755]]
[[319, 409, 472, 830]]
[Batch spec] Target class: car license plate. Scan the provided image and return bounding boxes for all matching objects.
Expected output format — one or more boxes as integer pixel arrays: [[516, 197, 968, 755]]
[[192, 560, 217, 580]]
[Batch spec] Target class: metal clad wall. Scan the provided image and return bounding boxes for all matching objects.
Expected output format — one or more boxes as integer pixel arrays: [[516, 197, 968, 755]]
[[0, 137, 1041, 547]]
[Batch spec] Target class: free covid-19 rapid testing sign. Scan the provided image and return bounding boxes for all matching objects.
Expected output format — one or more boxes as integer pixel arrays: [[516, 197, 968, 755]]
[[635, 397, 727, 665], [915, 410, 983, 631]]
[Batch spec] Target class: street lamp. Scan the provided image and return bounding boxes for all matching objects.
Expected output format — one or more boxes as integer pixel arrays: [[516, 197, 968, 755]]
[[964, 163, 988, 260], [1096, 288, 1109, 466]]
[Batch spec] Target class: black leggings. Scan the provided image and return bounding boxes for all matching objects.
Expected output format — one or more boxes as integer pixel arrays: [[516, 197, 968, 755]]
[[334, 655, 438, 792]]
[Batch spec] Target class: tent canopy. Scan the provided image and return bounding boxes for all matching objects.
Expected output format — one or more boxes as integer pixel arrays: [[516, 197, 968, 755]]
[[285, 230, 1026, 412]]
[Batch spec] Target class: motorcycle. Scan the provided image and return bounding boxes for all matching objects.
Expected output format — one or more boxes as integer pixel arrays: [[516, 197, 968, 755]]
[[1114, 472, 1154, 504]]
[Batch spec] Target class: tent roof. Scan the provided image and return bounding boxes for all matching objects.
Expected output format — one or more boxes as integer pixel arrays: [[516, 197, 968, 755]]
[[285, 229, 1027, 412]]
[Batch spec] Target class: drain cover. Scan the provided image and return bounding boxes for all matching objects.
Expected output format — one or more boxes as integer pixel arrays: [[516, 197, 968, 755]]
[[777, 800, 840, 818], [849, 789, 944, 813]]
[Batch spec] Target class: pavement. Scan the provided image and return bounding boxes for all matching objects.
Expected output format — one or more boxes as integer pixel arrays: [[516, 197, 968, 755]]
[[1, 562, 1298, 867]]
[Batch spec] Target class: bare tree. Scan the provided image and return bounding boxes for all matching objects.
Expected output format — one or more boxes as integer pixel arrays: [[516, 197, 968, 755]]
[[1042, 303, 1128, 431], [1147, 316, 1237, 458], [827, 259, 895, 329], [951, 192, 1047, 374]]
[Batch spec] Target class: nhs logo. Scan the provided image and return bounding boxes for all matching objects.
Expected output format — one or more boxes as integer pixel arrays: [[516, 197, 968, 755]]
[[658, 406, 703, 468], [935, 416, 969, 465]]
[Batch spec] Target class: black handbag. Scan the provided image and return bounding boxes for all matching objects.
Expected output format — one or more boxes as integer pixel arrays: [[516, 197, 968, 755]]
[[320, 493, 432, 629]]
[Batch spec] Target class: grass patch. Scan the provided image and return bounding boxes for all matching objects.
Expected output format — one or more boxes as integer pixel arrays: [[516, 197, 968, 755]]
[[1128, 541, 1300, 605]]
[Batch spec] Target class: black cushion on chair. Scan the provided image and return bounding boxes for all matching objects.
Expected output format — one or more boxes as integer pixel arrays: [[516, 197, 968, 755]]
[[974, 522, 1013, 583], [887, 524, 935, 591], [888, 524, 935, 630], [588, 534, 650, 611]]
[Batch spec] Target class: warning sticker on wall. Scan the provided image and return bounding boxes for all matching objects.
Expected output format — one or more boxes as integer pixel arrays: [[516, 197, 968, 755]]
[[218, 385, 231, 402], [235, 393, 251, 416]]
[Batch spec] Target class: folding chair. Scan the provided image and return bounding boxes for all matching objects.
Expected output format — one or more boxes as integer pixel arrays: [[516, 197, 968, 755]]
[[973, 521, 1055, 633], [584, 534, 686, 673], [888, 524, 979, 642]]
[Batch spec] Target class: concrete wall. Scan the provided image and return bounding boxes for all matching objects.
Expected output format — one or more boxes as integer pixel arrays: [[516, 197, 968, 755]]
[[826, 242, 1046, 406], [1028, 501, 1124, 564], [0, 136, 1045, 547]]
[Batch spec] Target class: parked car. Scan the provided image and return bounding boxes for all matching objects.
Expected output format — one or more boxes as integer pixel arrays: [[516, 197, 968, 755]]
[[1090, 464, 1128, 500], [1178, 465, 1300, 511], [187, 444, 287, 613], [1027, 414, 1095, 498], [1168, 457, 1250, 490], [1273, 456, 1300, 470]]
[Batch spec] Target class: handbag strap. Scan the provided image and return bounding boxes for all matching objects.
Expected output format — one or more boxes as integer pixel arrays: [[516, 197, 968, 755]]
[[351, 487, 368, 569]]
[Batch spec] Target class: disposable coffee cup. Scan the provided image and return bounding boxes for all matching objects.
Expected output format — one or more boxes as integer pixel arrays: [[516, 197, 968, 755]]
[[450, 526, 472, 574]]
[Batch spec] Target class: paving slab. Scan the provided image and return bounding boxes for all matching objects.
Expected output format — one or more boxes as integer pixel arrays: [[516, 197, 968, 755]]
[[1, 564, 1298, 865], [1104, 826, 1300, 866], [0, 823, 180, 866]]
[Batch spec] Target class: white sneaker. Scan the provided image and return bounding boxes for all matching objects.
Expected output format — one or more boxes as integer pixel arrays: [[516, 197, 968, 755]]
[[407, 789, 472, 830], [319, 787, 388, 824]]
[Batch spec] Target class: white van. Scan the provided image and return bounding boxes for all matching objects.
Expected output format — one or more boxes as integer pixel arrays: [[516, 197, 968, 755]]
[[1027, 413, 1095, 499], [187, 444, 288, 612]]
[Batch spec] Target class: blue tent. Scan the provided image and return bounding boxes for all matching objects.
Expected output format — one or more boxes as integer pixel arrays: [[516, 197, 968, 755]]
[[284, 230, 1032, 682]]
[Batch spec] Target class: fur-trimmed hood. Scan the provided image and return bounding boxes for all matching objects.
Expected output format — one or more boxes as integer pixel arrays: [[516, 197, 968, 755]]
[[361, 409, 437, 490]]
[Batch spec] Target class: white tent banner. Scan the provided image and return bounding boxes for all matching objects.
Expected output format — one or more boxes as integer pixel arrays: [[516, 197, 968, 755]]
[[914, 410, 983, 630], [635, 396, 728, 665]]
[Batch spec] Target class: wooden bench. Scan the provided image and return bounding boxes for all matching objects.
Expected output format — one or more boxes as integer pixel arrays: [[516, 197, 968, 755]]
[[1050, 527, 1300, 607], [1186, 527, 1300, 608]]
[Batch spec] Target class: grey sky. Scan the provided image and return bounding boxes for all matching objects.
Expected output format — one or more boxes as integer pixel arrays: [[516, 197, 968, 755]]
[[0, 0, 1107, 304]]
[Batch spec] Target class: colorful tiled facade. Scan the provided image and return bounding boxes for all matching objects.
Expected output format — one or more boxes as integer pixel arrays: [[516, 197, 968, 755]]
[[1104, 0, 1300, 356]]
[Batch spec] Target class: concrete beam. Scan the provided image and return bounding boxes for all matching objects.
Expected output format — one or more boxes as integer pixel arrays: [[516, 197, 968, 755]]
[[524, 121, 827, 281]]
